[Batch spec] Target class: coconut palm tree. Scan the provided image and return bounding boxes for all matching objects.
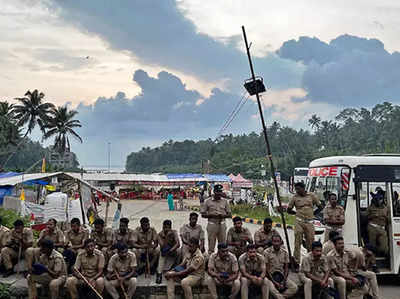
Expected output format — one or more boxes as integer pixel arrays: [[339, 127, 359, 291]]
[[308, 114, 321, 130], [43, 106, 83, 153], [0, 101, 20, 150], [1, 90, 54, 169]]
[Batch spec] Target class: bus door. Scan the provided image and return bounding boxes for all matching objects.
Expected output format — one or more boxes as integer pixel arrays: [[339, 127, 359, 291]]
[[390, 183, 400, 274], [353, 165, 400, 273]]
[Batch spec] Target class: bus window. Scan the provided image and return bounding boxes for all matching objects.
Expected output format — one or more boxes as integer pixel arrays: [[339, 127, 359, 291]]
[[391, 183, 400, 217]]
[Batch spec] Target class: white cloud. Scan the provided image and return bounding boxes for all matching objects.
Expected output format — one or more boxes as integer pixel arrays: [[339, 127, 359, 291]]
[[178, 0, 400, 55]]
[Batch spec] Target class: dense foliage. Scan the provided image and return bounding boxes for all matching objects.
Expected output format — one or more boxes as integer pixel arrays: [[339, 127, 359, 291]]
[[0, 90, 82, 171], [126, 102, 400, 179]]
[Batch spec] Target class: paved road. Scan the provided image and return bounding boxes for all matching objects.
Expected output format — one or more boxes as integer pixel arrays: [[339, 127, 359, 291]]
[[102, 199, 398, 298]]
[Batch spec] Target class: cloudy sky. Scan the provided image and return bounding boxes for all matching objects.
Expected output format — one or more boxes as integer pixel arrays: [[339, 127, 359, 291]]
[[2, 0, 400, 168]]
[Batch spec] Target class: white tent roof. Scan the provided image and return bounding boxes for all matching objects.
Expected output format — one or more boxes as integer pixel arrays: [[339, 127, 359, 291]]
[[0, 172, 62, 186]]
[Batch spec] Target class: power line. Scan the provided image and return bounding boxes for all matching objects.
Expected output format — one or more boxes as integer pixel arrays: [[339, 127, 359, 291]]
[[217, 91, 250, 138]]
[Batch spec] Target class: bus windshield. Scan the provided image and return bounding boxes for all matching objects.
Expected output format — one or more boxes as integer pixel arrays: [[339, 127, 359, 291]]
[[294, 169, 308, 176], [307, 166, 350, 208]]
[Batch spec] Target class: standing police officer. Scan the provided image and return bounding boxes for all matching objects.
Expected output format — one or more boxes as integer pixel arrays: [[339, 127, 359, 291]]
[[201, 184, 231, 254], [287, 182, 323, 266]]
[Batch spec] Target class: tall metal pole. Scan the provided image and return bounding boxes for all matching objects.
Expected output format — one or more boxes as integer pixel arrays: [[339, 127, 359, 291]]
[[241, 26, 293, 263]]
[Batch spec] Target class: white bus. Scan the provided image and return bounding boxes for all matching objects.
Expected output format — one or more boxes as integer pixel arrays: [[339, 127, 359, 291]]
[[307, 154, 400, 275]]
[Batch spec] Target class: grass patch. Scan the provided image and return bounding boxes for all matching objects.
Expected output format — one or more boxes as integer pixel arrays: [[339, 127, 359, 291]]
[[231, 204, 295, 226]]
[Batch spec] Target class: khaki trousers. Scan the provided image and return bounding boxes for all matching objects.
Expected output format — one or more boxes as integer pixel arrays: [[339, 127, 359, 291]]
[[27, 273, 66, 299], [302, 276, 334, 299], [157, 249, 180, 273], [368, 224, 388, 255], [268, 277, 298, 299], [134, 247, 160, 270], [357, 270, 379, 299], [66, 276, 104, 299], [1, 247, 28, 270], [294, 219, 314, 263], [205, 275, 240, 299], [332, 275, 346, 299], [25, 247, 41, 272], [166, 275, 202, 299], [240, 276, 269, 299], [207, 222, 226, 254], [105, 277, 137, 299]]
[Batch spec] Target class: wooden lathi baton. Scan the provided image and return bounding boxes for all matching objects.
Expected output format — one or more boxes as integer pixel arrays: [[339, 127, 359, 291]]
[[75, 268, 104, 299], [114, 270, 129, 299]]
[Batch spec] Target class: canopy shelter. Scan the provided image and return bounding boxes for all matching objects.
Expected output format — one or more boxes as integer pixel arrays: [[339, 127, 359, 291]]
[[230, 173, 253, 188]]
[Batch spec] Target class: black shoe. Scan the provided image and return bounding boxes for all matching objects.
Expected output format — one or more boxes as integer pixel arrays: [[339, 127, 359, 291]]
[[136, 267, 144, 276], [3, 269, 13, 278], [156, 273, 162, 284]]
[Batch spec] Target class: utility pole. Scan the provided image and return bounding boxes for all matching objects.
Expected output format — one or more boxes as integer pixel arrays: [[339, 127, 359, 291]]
[[241, 26, 293, 267]]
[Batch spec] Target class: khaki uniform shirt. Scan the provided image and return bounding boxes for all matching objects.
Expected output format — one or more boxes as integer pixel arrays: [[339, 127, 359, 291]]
[[0, 226, 10, 248], [39, 228, 65, 245], [65, 227, 89, 247], [254, 227, 280, 248], [301, 252, 330, 279], [323, 204, 345, 228], [91, 228, 113, 248], [208, 251, 239, 274], [107, 251, 137, 275], [183, 248, 205, 277], [133, 227, 158, 246], [75, 249, 105, 278], [328, 249, 354, 275], [227, 227, 253, 251], [201, 197, 231, 223], [39, 249, 67, 278], [264, 247, 289, 274], [180, 224, 205, 244], [322, 240, 335, 256], [288, 193, 320, 221], [113, 228, 135, 248], [238, 252, 265, 274], [367, 205, 389, 226], [7, 227, 33, 248], [158, 229, 179, 248]]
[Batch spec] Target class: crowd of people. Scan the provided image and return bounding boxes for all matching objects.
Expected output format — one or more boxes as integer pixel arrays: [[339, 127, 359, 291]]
[[0, 182, 384, 299]]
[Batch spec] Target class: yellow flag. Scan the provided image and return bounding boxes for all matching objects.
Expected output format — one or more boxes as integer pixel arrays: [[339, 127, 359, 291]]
[[20, 188, 25, 201], [41, 158, 46, 173], [45, 185, 56, 191]]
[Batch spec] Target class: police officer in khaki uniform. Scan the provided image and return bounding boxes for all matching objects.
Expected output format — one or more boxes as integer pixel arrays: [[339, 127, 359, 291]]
[[105, 242, 137, 299], [37, 218, 65, 249], [329, 237, 368, 299], [165, 238, 205, 299], [264, 235, 298, 298], [156, 220, 180, 284], [66, 238, 105, 299], [180, 212, 205, 257], [323, 193, 345, 242], [287, 182, 323, 265], [347, 246, 380, 299], [63, 217, 89, 273], [227, 216, 253, 258], [27, 239, 67, 299], [113, 217, 135, 250], [91, 218, 114, 263], [206, 243, 240, 299], [367, 188, 389, 256], [254, 217, 280, 254], [300, 241, 334, 299], [239, 244, 270, 299], [132, 217, 160, 275], [0, 217, 9, 266], [322, 230, 339, 256], [2, 219, 34, 277], [201, 184, 231, 254]]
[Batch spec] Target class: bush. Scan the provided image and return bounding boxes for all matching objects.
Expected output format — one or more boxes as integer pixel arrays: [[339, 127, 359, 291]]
[[0, 283, 10, 299], [231, 204, 295, 226], [0, 208, 30, 229]]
